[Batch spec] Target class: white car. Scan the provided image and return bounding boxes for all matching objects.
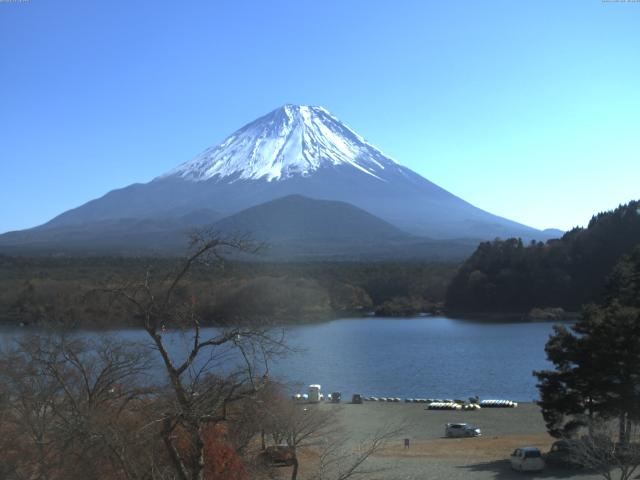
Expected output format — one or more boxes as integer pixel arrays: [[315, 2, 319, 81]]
[[510, 446, 545, 472], [445, 423, 481, 437]]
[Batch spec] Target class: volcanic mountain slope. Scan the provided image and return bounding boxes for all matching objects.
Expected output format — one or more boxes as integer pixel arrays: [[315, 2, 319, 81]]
[[0, 104, 558, 256], [214, 195, 406, 241], [0, 209, 222, 255], [211, 195, 479, 261]]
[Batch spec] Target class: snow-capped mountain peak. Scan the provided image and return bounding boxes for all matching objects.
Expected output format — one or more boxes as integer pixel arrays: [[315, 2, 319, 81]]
[[161, 105, 398, 182]]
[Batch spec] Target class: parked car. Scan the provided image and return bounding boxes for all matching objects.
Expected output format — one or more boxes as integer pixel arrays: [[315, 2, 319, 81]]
[[614, 441, 640, 462], [330, 391, 341, 403], [545, 440, 582, 468], [445, 423, 481, 437], [352, 393, 363, 404], [510, 446, 545, 472], [263, 445, 295, 466]]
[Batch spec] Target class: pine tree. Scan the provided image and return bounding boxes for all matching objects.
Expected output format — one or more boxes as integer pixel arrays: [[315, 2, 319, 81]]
[[534, 247, 640, 442]]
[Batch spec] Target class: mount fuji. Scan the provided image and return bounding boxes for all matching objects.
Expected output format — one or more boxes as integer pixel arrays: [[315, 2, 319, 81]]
[[0, 105, 557, 257]]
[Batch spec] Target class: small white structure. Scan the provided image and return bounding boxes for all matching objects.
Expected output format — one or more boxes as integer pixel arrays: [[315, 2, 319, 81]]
[[308, 384, 322, 403]]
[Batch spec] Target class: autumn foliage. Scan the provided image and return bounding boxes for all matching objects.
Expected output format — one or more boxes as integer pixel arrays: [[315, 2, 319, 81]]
[[175, 424, 249, 480]]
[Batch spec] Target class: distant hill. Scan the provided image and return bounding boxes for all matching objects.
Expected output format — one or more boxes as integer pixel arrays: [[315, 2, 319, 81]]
[[445, 200, 640, 313], [210, 195, 478, 261], [542, 228, 564, 238], [213, 194, 406, 242]]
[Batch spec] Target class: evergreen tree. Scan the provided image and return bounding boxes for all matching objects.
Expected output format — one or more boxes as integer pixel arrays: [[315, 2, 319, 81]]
[[534, 248, 640, 442], [446, 200, 640, 313]]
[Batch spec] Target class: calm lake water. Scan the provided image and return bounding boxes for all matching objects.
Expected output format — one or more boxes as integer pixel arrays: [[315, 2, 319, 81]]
[[0, 316, 564, 402]]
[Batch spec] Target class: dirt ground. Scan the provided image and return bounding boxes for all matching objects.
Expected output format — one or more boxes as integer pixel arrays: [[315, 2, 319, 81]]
[[306, 402, 605, 480]]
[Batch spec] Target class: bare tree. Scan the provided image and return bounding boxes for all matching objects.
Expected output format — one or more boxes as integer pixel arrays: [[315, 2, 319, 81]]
[[314, 431, 397, 480], [260, 393, 399, 480], [0, 333, 160, 480], [270, 403, 334, 480], [564, 419, 640, 480], [108, 232, 286, 480]]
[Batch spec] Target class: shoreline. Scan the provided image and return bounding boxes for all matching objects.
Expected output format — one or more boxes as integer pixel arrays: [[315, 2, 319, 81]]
[[0, 310, 580, 332]]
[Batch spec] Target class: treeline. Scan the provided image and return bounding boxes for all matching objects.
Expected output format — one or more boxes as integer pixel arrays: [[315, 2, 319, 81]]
[[446, 200, 640, 313], [0, 255, 457, 327]]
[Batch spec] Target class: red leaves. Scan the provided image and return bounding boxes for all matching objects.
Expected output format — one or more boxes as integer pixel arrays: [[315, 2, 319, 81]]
[[174, 424, 248, 480]]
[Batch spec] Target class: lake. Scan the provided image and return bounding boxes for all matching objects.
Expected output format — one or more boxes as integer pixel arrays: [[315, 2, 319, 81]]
[[280, 316, 561, 402], [0, 316, 564, 402]]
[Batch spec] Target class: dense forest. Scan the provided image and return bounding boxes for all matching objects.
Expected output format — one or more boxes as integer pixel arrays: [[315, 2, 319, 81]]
[[6, 200, 639, 326], [0, 255, 457, 327], [446, 200, 640, 314]]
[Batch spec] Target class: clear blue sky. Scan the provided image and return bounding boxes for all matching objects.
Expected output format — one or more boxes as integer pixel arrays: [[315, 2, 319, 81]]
[[1, 0, 638, 234]]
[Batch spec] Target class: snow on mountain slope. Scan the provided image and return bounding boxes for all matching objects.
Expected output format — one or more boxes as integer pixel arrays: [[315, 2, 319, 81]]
[[0, 103, 560, 250], [161, 105, 398, 182]]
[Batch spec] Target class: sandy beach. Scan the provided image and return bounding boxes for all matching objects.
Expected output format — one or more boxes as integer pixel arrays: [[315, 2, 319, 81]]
[[309, 402, 604, 480]]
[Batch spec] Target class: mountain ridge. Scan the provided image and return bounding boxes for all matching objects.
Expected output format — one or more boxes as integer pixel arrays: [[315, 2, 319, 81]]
[[0, 104, 561, 255], [0, 195, 479, 261]]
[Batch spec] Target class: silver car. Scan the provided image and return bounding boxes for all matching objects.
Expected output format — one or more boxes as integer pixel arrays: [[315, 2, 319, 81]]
[[445, 422, 482, 437], [510, 446, 545, 472]]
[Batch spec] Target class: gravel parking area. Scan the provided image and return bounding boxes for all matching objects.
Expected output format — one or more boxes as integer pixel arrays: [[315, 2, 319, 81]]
[[316, 402, 604, 480]]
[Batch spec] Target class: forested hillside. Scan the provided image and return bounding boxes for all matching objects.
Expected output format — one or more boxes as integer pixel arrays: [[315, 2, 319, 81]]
[[445, 200, 640, 313], [0, 256, 456, 327]]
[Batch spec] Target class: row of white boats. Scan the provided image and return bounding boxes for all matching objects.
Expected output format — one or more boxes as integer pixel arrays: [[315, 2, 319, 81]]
[[291, 385, 518, 409], [366, 398, 517, 408]]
